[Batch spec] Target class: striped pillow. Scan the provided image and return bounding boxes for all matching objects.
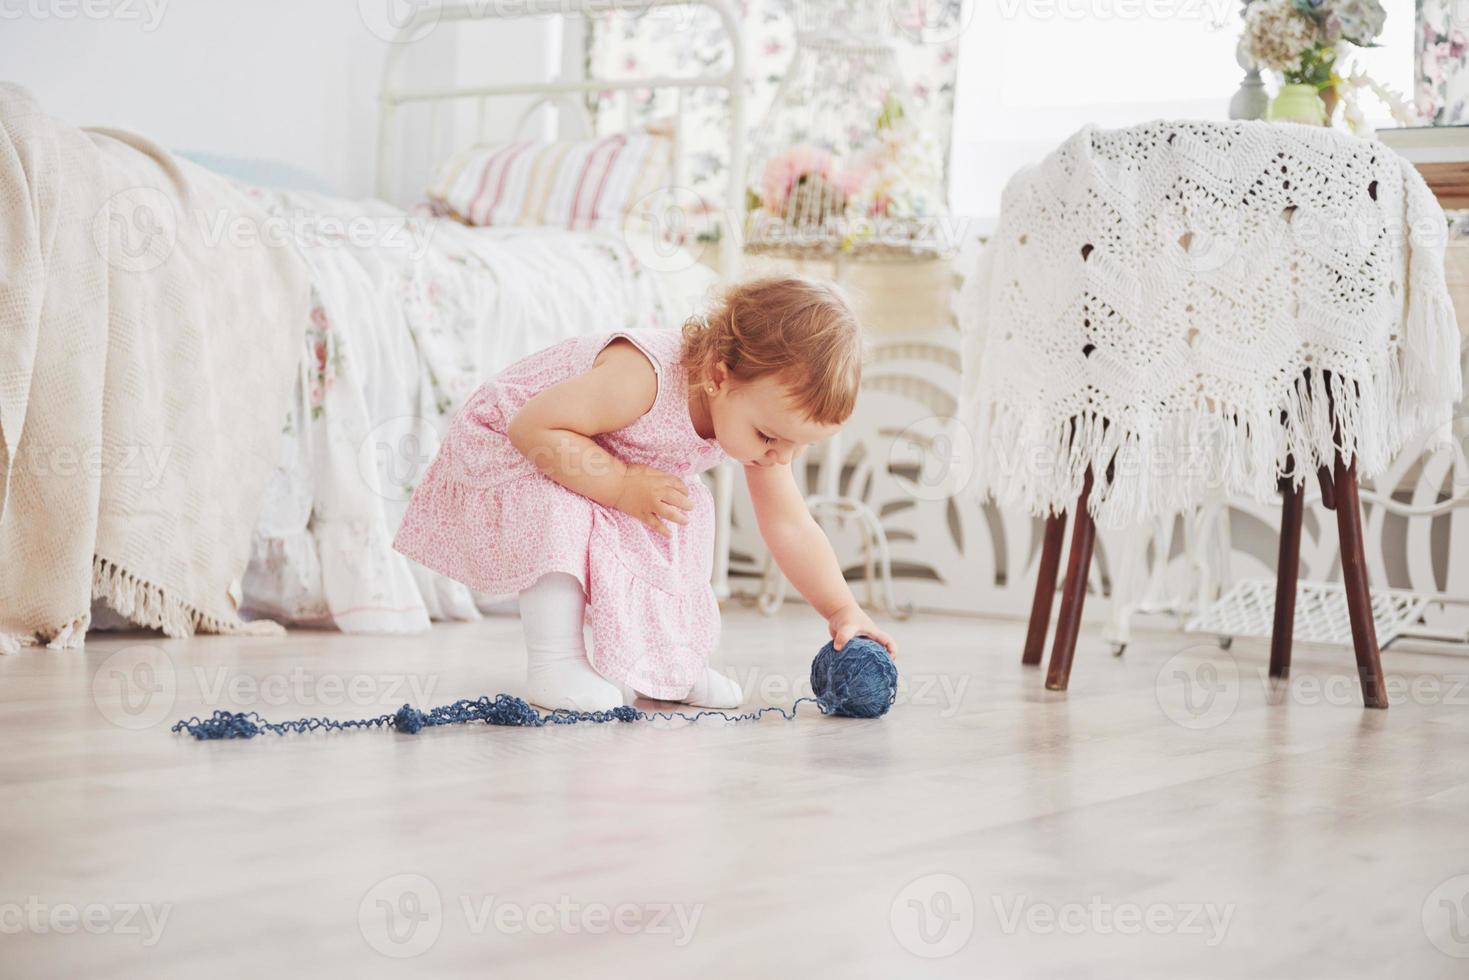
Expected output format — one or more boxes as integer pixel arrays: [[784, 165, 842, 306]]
[[427, 132, 672, 231]]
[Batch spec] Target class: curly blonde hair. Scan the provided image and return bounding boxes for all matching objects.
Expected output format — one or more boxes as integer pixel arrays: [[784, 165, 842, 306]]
[[681, 275, 862, 425]]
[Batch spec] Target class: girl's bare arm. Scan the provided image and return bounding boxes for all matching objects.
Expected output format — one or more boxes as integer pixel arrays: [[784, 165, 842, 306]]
[[744, 459, 898, 654], [506, 340, 692, 537]]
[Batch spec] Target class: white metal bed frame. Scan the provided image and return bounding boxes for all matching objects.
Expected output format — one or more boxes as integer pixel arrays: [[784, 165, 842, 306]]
[[373, 0, 747, 597]]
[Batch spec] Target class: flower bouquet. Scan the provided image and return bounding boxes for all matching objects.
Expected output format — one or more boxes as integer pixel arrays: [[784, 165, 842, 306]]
[[1241, 0, 1412, 131]]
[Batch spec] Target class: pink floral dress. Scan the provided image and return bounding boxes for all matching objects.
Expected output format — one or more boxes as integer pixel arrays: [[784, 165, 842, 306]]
[[392, 328, 729, 698]]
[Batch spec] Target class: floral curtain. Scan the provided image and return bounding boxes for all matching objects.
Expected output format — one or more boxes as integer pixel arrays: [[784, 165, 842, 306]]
[[584, 1, 965, 208], [1417, 0, 1469, 124]]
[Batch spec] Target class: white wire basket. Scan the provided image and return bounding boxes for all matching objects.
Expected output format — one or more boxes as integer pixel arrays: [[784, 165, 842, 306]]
[[1185, 578, 1445, 650]]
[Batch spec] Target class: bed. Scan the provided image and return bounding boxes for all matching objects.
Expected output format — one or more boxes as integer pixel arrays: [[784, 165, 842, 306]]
[[237, 0, 748, 633]]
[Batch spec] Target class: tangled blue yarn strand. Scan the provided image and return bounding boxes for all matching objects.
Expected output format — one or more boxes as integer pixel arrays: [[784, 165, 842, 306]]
[[170, 637, 898, 741], [171, 695, 826, 740]]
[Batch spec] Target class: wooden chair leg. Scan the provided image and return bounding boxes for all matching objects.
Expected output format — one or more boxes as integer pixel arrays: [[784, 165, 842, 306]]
[[1046, 469, 1096, 692], [1316, 465, 1336, 511], [1022, 512, 1067, 666], [1269, 476, 1304, 679], [1332, 454, 1388, 709]]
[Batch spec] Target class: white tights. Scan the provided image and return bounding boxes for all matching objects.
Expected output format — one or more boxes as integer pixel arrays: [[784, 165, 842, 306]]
[[517, 572, 742, 712]]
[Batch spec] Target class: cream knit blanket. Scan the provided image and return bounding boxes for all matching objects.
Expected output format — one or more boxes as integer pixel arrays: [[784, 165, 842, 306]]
[[0, 85, 310, 649], [958, 120, 1464, 527]]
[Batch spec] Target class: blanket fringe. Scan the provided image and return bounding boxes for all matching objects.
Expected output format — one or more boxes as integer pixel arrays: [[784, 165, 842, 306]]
[[91, 556, 283, 640], [1, 609, 90, 653], [968, 336, 1449, 528], [4, 559, 284, 651]]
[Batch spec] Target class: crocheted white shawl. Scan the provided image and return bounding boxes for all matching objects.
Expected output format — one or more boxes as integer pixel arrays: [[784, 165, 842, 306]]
[[958, 120, 1463, 527]]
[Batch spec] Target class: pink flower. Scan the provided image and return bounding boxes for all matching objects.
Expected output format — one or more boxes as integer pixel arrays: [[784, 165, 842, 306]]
[[834, 164, 868, 197], [760, 145, 835, 215], [310, 306, 330, 331]]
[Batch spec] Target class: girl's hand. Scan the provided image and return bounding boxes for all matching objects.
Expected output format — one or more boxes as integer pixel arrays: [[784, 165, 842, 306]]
[[827, 603, 898, 658], [615, 463, 693, 538]]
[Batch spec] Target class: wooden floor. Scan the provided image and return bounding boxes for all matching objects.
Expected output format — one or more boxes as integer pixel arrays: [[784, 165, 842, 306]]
[[2, 604, 1468, 978]]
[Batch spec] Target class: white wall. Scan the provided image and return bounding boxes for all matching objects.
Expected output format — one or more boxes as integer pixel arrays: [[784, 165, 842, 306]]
[[1, 0, 563, 201]]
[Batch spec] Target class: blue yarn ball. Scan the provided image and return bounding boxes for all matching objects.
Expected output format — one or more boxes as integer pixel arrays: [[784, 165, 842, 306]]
[[393, 704, 427, 734], [810, 637, 898, 718]]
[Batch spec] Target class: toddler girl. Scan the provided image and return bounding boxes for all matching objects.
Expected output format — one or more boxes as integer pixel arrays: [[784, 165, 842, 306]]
[[393, 275, 898, 712]]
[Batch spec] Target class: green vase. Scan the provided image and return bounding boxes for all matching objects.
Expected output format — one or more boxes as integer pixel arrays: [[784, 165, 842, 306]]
[[1266, 83, 1326, 125]]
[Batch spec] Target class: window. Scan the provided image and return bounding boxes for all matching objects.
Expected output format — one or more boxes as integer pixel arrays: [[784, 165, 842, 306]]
[[948, 0, 1417, 225]]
